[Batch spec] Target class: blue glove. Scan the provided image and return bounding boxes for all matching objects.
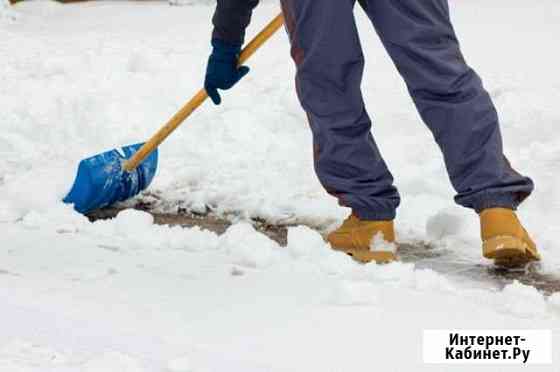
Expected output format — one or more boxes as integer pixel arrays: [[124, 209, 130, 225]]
[[204, 39, 250, 105]]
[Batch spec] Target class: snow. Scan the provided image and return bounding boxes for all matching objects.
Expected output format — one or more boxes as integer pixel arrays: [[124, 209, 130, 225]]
[[166, 355, 193, 372], [370, 231, 398, 253], [221, 222, 282, 268], [286, 225, 326, 259], [82, 352, 145, 372], [114, 209, 155, 235], [0, 0, 16, 21], [426, 208, 466, 240], [1, 0, 560, 371]]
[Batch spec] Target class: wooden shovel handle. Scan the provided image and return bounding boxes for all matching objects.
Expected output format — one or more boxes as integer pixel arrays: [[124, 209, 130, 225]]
[[123, 13, 285, 172]]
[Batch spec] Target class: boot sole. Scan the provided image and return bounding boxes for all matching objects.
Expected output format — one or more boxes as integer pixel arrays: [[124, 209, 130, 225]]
[[483, 235, 540, 267], [340, 249, 397, 264]]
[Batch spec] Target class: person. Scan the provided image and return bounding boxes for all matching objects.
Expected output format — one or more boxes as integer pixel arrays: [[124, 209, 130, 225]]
[[204, 0, 540, 267]]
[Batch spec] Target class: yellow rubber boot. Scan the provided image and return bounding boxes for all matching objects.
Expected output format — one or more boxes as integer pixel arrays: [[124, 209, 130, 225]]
[[327, 214, 397, 264], [480, 208, 540, 267]]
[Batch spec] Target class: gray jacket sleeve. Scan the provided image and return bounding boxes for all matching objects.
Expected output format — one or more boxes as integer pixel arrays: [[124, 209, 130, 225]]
[[212, 0, 259, 46]]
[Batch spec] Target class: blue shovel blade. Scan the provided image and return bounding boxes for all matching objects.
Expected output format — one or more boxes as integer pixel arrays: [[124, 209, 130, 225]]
[[64, 143, 158, 214]]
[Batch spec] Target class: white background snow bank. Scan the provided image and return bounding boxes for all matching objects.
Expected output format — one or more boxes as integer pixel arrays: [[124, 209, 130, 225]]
[[1, 1, 560, 371]]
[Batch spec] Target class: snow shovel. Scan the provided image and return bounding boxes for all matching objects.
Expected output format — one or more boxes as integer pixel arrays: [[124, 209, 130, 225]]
[[64, 13, 285, 214]]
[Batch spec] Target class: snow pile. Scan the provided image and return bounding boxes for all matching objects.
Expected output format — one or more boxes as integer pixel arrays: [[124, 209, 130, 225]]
[[221, 222, 281, 268], [2, 205, 560, 371], [3, 208, 560, 370], [87, 209, 220, 252], [286, 225, 326, 259], [498, 281, 549, 318], [114, 209, 155, 235]]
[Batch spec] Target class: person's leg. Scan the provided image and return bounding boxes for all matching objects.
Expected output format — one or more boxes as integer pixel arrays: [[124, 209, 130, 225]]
[[360, 0, 539, 266], [280, 0, 400, 221], [360, 0, 533, 211]]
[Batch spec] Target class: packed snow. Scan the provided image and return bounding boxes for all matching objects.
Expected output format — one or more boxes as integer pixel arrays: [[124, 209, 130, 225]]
[[1, 1, 559, 371]]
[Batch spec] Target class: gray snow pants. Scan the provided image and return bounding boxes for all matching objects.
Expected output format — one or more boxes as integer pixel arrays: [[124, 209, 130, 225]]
[[280, 0, 534, 220]]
